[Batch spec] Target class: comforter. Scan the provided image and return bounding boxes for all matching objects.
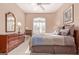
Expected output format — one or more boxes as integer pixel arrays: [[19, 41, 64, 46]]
[[32, 33, 75, 46]]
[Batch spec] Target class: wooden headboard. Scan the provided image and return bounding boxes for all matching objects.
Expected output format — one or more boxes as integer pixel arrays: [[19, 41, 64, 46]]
[[63, 24, 79, 53], [74, 27, 79, 53]]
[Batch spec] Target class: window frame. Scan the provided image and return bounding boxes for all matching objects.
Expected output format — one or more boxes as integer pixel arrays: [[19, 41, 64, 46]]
[[33, 17, 46, 33]]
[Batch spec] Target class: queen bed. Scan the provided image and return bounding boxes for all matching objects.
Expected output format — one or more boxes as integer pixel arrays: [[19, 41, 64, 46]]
[[30, 25, 77, 54]]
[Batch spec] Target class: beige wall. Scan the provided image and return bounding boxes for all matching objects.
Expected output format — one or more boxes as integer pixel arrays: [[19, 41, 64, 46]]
[[25, 13, 57, 33], [25, 4, 75, 33], [1, 3, 79, 34], [74, 3, 79, 28], [55, 3, 79, 29], [55, 3, 73, 27], [0, 3, 25, 34]]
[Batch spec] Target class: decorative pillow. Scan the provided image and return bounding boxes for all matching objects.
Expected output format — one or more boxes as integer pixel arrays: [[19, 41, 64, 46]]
[[69, 25, 74, 36], [65, 25, 74, 36], [59, 29, 69, 36]]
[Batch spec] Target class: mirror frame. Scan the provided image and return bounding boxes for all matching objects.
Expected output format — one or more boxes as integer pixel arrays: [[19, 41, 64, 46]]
[[5, 12, 16, 32]]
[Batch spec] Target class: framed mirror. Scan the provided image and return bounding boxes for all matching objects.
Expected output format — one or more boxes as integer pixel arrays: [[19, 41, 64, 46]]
[[5, 12, 16, 32]]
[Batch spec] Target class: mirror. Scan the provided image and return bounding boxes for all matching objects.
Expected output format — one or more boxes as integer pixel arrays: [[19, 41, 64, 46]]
[[5, 12, 16, 32]]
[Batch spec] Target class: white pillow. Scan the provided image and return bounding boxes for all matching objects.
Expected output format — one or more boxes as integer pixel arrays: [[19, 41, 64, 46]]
[[52, 30, 59, 35]]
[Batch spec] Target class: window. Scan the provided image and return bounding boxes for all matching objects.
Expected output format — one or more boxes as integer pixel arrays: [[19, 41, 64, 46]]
[[33, 17, 46, 33]]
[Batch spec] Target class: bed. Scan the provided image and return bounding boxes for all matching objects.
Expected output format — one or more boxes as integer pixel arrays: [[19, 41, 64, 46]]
[[30, 25, 77, 54]]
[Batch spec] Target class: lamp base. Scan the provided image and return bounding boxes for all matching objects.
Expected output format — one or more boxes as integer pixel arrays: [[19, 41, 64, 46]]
[[18, 31, 20, 34]]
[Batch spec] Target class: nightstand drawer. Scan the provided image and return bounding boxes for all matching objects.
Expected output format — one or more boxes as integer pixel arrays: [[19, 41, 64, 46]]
[[25, 30, 32, 36]]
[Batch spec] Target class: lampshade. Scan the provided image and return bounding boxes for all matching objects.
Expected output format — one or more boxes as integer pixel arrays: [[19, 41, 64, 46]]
[[17, 22, 21, 26]]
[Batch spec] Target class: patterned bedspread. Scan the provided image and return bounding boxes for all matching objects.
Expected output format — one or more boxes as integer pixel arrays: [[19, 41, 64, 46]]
[[32, 33, 75, 46]]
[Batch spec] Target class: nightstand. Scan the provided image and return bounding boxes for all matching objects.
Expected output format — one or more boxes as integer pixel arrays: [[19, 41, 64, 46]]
[[25, 30, 32, 36]]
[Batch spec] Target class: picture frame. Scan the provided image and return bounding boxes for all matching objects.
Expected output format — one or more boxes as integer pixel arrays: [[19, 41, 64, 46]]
[[5, 12, 16, 32], [63, 4, 74, 24]]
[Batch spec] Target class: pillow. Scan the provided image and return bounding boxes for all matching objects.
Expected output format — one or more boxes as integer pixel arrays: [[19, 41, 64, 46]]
[[65, 25, 74, 36], [69, 25, 74, 36], [59, 29, 69, 36], [52, 30, 59, 35], [52, 28, 60, 35]]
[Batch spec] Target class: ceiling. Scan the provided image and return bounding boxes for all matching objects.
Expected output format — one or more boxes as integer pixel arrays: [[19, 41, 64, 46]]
[[16, 3, 63, 13]]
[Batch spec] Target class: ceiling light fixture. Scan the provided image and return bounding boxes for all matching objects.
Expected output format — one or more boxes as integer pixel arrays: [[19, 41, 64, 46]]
[[37, 3, 51, 10]]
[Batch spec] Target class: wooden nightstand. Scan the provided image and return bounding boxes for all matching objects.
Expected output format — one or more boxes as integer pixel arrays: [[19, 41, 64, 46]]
[[25, 30, 32, 36]]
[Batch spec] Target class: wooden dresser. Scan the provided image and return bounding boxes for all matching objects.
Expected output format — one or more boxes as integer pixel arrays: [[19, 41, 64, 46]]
[[0, 33, 25, 54]]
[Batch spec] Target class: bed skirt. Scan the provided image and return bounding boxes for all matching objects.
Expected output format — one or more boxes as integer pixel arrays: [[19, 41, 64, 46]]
[[30, 45, 77, 54]]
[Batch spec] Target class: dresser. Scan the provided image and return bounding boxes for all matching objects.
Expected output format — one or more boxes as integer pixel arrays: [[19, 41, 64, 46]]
[[25, 30, 32, 36], [0, 33, 25, 54]]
